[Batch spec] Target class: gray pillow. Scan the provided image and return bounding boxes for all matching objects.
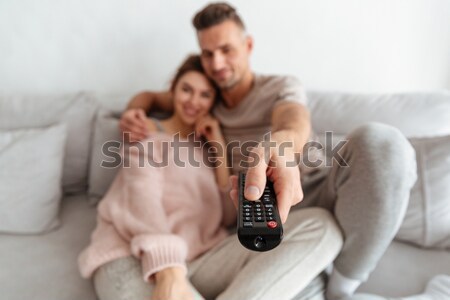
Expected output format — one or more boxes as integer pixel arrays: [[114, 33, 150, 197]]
[[87, 111, 122, 205], [319, 132, 450, 250], [0, 123, 67, 234], [396, 134, 450, 249], [0, 93, 97, 194]]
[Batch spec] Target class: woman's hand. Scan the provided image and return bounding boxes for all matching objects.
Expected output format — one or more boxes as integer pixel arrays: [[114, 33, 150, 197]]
[[152, 267, 194, 300], [195, 114, 224, 143]]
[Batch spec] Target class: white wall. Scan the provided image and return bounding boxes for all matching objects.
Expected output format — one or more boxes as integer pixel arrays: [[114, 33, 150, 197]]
[[1, 0, 449, 95]]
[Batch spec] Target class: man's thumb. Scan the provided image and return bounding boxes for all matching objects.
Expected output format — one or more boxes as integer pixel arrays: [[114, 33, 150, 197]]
[[244, 167, 266, 201]]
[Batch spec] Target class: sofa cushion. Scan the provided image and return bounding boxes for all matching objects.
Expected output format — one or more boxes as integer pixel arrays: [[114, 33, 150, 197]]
[[88, 110, 121, 205], [0, 194, 98, 300], [0, 93, 98, 193], [0, 123, 67, 234], [307, 90, 450, 138], [309, 91, 450, 250], [397, 135, 450, 249], [357, 240, 450, 296], [87, 106, 170, 204]]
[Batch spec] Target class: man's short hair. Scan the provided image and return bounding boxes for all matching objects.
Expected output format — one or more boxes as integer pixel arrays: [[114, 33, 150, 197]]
[[192, 2, 246, 31]]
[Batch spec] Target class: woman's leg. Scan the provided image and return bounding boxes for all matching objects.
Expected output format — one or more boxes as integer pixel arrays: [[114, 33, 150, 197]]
[[93, 256, 152, 300], [93, 256, 204, 300], [188, 207, 343, 300]]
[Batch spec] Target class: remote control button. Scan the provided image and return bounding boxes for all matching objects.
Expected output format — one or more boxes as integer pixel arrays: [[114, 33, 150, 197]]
[[267, 221, 278, 228], [244, 217, 252, 222], [255, 216, 264, 222], [243, 222, 253, 228], [266, 212, 274, 217], [266, 216, 275, 221], [254, 236, 266, 249], [264, 204, 273, 208], [256, 212, 262, 217], [265, 207, 273, 213]]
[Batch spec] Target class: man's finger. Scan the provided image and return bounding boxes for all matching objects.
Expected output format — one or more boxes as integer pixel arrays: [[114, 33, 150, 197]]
[[230, 175, 238, 190], [135, 109, 147, 121], [277, 185, 292, 224], [271, 167, 303, 224], [128, 109, 149, 132], [229, 175, 238, 209], [244, 146, 269, 200], [120, 115, 148, 135], [230, 189, 238, 209]]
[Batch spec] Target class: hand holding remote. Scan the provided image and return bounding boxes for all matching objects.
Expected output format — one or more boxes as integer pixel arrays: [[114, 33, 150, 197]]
[[243, 142, 303, 224], [236, 172, 283, 251]]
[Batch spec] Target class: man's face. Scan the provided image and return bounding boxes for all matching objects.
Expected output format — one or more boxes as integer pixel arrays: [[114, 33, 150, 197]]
[[197, 20, 253, 90]]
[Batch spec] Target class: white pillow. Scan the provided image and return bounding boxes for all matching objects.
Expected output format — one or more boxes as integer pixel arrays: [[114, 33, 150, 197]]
[[87, 111, 121, 205], [396, 135, 450, 249], [0, 123, 67, 234]]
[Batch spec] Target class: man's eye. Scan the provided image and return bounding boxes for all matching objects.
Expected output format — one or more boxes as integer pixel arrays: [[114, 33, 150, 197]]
[[182, 86, 190, 92], [202, 52, 213, 58]]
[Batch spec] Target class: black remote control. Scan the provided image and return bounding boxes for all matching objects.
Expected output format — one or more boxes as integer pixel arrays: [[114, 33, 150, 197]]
[[237, 172, 283, 251]]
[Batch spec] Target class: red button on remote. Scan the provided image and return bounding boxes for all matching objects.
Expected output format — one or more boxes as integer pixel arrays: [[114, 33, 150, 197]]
[[267, 221, 277, 228]]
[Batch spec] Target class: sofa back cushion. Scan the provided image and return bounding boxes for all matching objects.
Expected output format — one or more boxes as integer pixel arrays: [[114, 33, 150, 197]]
[[0, 93, 97, 193], [308, 91, 450, 138], [87, 110, 121, 205], [308, 91, 450, 250], [0, 123, 67, 233]]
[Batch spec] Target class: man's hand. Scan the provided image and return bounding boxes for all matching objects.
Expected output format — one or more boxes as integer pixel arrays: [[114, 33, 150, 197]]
[[119, 108, 149, 142], [152, 267, 194, 300], [229, 135, 303, 224]]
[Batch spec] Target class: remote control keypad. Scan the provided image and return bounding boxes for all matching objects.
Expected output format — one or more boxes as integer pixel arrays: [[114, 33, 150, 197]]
[[240, 174, 278, 229]]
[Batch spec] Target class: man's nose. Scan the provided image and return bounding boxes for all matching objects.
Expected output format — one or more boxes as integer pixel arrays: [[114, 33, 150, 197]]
[[212, 53, 226, 71]]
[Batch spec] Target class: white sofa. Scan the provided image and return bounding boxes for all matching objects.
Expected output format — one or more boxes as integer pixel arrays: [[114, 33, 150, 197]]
[[1, 91, 449, 300]]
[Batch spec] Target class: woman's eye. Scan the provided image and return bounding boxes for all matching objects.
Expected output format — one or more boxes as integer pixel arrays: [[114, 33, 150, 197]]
[[202, 93, 212, 99], [182, 86, 190, 92]]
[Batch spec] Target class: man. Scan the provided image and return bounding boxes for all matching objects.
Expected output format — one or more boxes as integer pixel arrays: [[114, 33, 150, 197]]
[[120, 3, 419, 299]]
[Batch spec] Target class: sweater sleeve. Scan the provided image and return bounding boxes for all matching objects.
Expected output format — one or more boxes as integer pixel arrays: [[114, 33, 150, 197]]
[[120, 139, 189, 283]]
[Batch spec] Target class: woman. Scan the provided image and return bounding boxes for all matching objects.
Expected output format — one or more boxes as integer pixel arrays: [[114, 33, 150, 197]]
[[78, 55, 343, 300]]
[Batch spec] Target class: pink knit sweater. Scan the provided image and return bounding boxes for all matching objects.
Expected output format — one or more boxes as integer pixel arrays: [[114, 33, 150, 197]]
[[78, 132, 230, 282]]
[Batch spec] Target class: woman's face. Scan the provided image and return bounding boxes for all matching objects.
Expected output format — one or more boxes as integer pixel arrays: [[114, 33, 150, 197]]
[[173, 71, 216, 125]]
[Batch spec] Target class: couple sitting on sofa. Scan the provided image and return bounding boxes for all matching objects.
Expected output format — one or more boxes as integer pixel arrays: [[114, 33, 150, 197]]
[[78, 3, 450, 300]]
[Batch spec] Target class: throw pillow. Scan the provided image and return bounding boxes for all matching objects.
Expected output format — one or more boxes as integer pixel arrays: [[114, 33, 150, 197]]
[[0, 123, 67, 234]]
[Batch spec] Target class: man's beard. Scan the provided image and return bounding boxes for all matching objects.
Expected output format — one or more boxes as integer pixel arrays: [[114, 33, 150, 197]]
[[217, 74, 242, 91]]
